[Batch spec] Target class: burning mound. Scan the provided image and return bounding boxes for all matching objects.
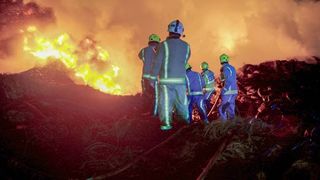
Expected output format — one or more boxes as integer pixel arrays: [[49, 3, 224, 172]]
[[22, 26, 122, 94]]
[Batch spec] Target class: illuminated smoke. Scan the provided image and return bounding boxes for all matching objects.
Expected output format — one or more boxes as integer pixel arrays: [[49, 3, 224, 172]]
[[0, 0, 54, 72]]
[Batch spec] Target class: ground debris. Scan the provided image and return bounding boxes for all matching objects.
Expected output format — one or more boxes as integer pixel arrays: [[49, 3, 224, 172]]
[[0, 59, 320, 179]]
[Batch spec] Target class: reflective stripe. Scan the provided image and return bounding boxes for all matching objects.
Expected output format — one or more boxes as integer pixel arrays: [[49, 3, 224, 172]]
[[223, 86, 237, 95], [142, 49, 145, 62], [200, 99, 204, 111], [153, 81, 159, 116], [184, 93, 188, 106], [204, 74, 209, 83], [205, 90, 214, 100], [163, 85, 170, 125], [200, 99, 206, 115], [149, 76, 157, 80], [164, 41, 169, 78], [204, 87, 215, 91], [141, 79, 145, 92], [207, 80, 215, 84], [224, 90, 238, 95], [189, 91, 203, 95], [184, 92, 188, 120], [159, 78, 185, 84], [186, 75, 191, 94], [142, 74, 151, 79], [226, 66, 232, 77], [185, 45, 190, 64]]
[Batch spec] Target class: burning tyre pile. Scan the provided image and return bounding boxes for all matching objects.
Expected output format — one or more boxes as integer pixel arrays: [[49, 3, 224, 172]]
[[0, 58, 320, 179]]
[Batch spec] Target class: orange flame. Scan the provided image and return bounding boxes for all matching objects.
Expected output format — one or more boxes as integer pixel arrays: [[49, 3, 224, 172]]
[[22, 26, 121, 95]]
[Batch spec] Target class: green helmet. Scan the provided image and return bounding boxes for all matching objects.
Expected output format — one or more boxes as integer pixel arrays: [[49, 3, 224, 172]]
[[201, 61, 209, 70], [185, 63, 192, 70], [149, 34, 161, 43], [220, 53, 229, 64]]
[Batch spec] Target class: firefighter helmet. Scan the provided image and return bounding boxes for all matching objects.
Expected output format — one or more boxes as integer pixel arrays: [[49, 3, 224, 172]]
[[220, 53, 229, 64], [201, 61, 209, 70], [149, 34, 161, 43], [185, 63, 192, 70], [168, 19, 184, 35]]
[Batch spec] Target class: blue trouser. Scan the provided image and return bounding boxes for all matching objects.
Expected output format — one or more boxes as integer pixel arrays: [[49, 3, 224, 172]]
[[204, 90, 215, 109], [141, 78, 154, 97], [158, 84, 189, 127], [188, 95, 208, 122], [218, 94, 237, 121], [142, 78, 157, 114], [153, 81, 159, 116]]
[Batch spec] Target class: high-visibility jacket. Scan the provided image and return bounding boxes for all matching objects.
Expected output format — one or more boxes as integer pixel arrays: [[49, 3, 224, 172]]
[[138, 44, 157, 79], [201, 69, 215, 92], [150, 37, 190, 84], [186, 70, 205, 95], [186, 69, 207, 122], [220, 63, 238, 95]]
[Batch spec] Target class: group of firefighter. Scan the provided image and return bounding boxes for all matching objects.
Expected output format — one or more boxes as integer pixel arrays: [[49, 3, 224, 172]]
[[138, 19, 238, 131]]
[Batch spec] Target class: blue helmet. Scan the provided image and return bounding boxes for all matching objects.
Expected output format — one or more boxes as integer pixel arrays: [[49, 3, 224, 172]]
[[168, 20, 184, 35]]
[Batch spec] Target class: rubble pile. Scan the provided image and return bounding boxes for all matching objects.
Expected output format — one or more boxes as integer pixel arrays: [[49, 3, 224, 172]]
[[236, 58, 320, 136]]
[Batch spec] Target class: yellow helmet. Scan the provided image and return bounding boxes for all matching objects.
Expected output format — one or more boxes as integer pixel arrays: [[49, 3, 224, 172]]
[[201, 61, 209, 70], [220, 53, 229, 64], [185, 63, 192, 70], [149, 34, 161, 43]]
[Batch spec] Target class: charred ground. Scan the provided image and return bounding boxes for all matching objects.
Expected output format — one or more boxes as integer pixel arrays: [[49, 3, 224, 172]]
[[0, 58, 320, 179]]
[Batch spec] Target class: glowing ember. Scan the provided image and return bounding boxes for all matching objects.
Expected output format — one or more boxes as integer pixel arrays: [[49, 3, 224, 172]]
[[23, 26, 121, 95]]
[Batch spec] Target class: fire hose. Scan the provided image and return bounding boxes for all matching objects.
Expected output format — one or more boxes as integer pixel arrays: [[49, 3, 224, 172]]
[[207, 90, 221, 117]]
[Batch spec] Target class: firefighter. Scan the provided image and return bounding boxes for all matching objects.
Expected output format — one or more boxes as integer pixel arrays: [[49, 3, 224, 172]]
[[138, 34, 161, 97], [201, 61, 216, 111], [218, 54, 238, 121], [186, 64, 208, 124], [150, 19, 190, 130]]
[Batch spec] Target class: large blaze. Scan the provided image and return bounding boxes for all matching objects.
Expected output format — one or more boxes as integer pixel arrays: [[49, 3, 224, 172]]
[[22, 26, 122, 95]]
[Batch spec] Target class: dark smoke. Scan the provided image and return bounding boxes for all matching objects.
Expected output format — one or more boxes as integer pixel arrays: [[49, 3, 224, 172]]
[[0, 0, 55, 58]]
